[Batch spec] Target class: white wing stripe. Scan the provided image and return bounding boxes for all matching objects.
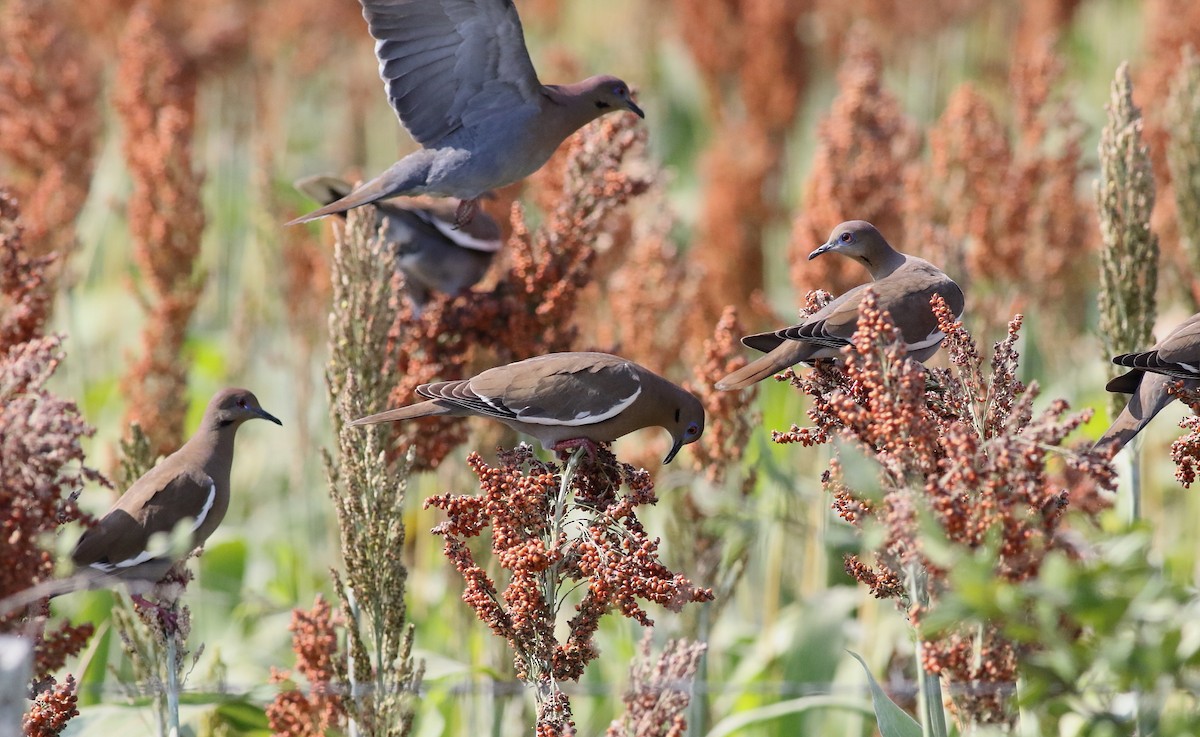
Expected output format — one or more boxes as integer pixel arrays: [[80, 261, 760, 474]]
[[516, 385, 642, 427], [430, 217, 502, 253], [905, 331, 946, 353], [90, 479, 215, 573], [90, 549, 155, 574], [191, 479, 217, 534]]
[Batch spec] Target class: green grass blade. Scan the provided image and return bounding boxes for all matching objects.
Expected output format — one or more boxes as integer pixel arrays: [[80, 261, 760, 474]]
[[848, 651, 922, 737]]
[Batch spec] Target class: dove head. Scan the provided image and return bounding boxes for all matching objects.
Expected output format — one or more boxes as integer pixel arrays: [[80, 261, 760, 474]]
[[808, 220, 902, 277], [662, 390, 705, 464], [580, 75, 645, 119], [206, 388, 283, 430]]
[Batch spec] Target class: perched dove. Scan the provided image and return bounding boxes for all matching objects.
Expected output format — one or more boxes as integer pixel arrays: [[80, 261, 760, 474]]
[[295, 174, 501, 306], [350, 352, 704, 463], [1095, 312, 1200, 455], [70, 389, 282, 584], [716, 221, 965, 390]]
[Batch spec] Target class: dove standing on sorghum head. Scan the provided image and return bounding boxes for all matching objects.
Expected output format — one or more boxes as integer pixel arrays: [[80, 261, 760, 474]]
[[295, 175, 501, 307], [1094, 312, 1200, 455], [70, 388, 282, 585], [350, 352, 705, 463], [288, 0, 645, 228], [716, 221, 965, 390]]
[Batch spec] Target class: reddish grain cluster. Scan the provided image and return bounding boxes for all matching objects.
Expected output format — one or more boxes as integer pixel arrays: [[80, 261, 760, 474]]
[[669, 0, 807, 325], [773, 290, 1115, 726], [0, 0, 102, 294], [426, 446, 712, 733], [22, 674, 79, 737], [686, 307, 759, 483], [267, 595, 346, 737], [604, 634, 706, 737], [0, 192, 100, 699], [1164, 384, 1200, 488], [114, 2, 207, 457], [931, 44, 1092, 334]]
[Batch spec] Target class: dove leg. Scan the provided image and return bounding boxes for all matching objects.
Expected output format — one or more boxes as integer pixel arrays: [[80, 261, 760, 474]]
[[453, 198, 479, 228], [130, 593, 181, 632], [553, 437, 599, 463]]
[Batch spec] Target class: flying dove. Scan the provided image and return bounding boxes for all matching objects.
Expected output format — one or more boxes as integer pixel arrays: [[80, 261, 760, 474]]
[[288, 0, 645, 227]]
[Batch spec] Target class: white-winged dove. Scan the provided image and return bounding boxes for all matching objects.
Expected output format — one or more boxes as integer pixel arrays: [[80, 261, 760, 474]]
[[295, 175, 502, 306], [70, 388, 281, 584], [350, 352, 704, 463], [1094, 312, 1200, 454], [716, 221, 965, 391], [288, 0, 645, 227]]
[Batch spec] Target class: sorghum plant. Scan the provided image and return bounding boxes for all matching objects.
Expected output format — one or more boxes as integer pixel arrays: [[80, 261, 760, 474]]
[[1097, 62, 1159, 422], [773, 290, 1114, 729], [603, 632, 706, 737], [267, 595, 346, 737], [426, 446, 713, 736], [324, 208, 422, 737], [0, 192, 98, 723], [115, 0, 207, 457]]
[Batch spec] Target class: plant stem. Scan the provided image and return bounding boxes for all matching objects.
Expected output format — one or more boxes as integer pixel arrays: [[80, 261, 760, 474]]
[[545, 446, 583, 616], [347, 590, 362, 737], [1130, 444, 1142, 522], [908, 562, 948, 737], [165, 635, 180, 737]]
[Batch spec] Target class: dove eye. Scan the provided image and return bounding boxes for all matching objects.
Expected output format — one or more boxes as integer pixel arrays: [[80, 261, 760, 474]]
[[840, 232, 853, 243], [686, 422, 700, 437], [236, 398, 247, 409]]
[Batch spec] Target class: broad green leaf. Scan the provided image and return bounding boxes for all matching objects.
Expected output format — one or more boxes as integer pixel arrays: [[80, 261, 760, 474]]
[[213, 699, 270, 732], [848, 651, 922, 737], [705, 695, 873, 737]]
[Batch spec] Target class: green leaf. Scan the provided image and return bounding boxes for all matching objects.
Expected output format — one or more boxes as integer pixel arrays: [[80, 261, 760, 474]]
[[212, 699, 270, 731], [848, 651, 922, 737], [705, 695, 874, 737], [199, 539, 248, 600]]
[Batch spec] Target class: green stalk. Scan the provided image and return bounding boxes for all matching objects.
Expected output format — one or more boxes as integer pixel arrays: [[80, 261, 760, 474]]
[[908, 563, 948, 737], [165, 635, 180, 737], [1130, 444, 1142, 522]]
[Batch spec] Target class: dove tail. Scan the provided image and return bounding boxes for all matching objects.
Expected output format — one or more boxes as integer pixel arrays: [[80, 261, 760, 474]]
[[347, 400, 453, 427], [716, 354, 796, 391], [0, 570, 161, 619], [1093, 372, 1177, 455], [287, 154, 434, 225]]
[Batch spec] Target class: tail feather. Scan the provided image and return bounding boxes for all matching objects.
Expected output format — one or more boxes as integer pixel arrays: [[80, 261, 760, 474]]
[[716, 343, 811, 391], [287, 154, 434, 225], [1093, 372, 1180, 455], [288, 178, 395, 225], [0, 570, 159, 618], [348, 400, 452, 427]]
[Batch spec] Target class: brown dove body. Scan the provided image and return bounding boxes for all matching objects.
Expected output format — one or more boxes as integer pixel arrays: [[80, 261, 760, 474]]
[[717, 221, 965, 390], [1095, 312, 1200, 454], [70, 388, 282, 583], [351, 352, 704, 463], [295, 174, 501, 306]]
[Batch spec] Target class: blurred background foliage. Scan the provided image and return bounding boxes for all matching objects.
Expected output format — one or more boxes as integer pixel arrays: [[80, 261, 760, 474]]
[[3, 0, 1200, 734]]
